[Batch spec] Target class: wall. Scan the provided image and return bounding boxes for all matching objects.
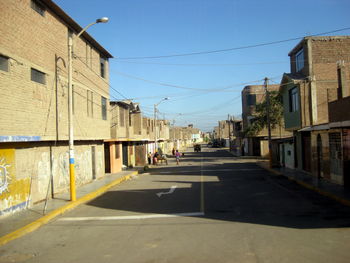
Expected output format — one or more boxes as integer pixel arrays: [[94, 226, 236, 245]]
[[0, 142, 104, 216], [0, 0, 110, 141], [311, 37, 350, 125]]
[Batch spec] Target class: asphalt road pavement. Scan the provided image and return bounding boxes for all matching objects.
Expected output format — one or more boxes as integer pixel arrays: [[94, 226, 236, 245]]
[[1, 147, 350, 263]]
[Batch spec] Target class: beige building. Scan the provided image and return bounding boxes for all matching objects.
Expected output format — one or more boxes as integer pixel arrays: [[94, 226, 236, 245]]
[[0, 0, 112, 216]]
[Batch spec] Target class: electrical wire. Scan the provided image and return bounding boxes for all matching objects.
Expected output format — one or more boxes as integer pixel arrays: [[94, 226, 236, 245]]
[[117, 27, 350, 59]]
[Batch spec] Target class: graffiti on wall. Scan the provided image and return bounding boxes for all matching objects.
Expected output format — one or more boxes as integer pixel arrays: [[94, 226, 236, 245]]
[[0, 149, 31, 216], [0, 157, 11, 194]]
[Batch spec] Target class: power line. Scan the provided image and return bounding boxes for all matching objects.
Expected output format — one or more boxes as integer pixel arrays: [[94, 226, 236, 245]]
[[114, 60, 288, 67], [117, 27, 350, 60], [110, 68, 264, 92]]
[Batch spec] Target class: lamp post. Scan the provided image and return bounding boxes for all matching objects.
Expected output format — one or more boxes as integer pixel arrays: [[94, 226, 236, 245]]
[[68, 17, 109, 201], [154, 97, 169, 153]]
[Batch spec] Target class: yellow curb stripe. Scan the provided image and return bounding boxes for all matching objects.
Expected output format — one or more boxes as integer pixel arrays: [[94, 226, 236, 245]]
[[256, 162, 350, 207], [0, 171, 139, 247]]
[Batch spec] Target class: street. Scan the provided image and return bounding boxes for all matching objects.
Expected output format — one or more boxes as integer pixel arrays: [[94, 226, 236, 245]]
[[1, 147, 350, 263]]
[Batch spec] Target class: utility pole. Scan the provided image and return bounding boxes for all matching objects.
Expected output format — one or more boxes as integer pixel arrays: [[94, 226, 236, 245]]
[[67, 17, 109, 201], [265, 77, 273, 168], [154, 98, 169, 153], [228, 114, 231, 151]]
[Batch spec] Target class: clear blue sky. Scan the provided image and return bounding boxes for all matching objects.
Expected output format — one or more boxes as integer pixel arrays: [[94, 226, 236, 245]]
[[54, 0, 350, 132]]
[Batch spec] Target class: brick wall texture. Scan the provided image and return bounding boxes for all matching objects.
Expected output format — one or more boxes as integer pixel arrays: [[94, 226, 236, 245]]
[[0, 0, 111, 141]]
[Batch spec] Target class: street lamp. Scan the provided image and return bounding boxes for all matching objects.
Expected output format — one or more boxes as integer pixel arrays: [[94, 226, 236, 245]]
[[154, 97, 169, 153], [68, 17, 109, 201]]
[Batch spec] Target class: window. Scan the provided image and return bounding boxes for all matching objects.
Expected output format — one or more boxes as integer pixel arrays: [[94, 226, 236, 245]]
[[0, 55, 9, 72], [101, 96, 107, 120], [295, 49, 304, 72], [247, 94, 256, 106], [115, 144, 120, 159], [100, 57, 107, 78], [31, 0, 45, 16], [289, 87, 299, 112], [119, 108, 125, 126], [87, 90, 93, 117], [31, 68, 46, 84]]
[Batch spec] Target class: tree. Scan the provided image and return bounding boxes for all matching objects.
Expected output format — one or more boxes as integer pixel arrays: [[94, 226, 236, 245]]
[[244, 91, 283, 137]]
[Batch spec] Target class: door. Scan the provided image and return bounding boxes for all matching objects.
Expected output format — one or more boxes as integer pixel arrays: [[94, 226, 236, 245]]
[[104, 143, 110, 173], [122, 143, 128, 167], [329, 132, 343, 184], [343, 129, 350, 188], [135, 144, 146, 166], [302, 132, 311, 172], [317, 134, 323, 178]]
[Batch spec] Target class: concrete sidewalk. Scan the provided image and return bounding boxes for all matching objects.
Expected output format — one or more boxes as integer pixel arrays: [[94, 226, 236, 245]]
[[257, 161, 350, 207], [0, 169, 141, 246]]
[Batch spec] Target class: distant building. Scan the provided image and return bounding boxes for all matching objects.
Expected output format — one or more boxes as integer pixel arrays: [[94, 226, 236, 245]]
[[241, 85, 291, 157]]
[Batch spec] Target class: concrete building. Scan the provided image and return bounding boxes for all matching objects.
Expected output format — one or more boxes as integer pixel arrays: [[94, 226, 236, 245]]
[[0, 0, 112, 216], [280, 36, 350, 186]]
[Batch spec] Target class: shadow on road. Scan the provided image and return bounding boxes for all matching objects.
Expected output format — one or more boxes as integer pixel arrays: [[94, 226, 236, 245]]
[[87, 148, 350, 229]]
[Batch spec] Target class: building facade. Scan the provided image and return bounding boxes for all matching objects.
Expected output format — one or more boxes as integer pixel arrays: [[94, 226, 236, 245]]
[[242, 85, 291, 157], [0, 0, 112, 216], [280, 36, 350, 186]]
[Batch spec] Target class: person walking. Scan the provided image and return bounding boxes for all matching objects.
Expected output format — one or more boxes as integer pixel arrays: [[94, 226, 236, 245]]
[[175, 150, 181, 165], [147, 152, 152, 165]]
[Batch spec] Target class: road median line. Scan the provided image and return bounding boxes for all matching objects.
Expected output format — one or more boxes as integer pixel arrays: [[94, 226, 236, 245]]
[[0, 171, 139, 247]]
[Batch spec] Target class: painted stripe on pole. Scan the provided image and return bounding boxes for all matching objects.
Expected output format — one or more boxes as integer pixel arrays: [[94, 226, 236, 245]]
[[59, 212, 205, 222]]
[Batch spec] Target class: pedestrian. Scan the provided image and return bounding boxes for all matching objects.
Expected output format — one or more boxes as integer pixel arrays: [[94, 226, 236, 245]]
[[172, 148, 175, 156], [175, 150, 181, 165], [147, 152, 152, 165], [153, 151, 158, 165]]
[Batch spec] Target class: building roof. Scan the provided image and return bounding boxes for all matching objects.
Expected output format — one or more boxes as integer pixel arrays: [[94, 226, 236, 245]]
[[242, 84, 280, 94], [43, 0, 113, 58], [288, 35, 350, 56]]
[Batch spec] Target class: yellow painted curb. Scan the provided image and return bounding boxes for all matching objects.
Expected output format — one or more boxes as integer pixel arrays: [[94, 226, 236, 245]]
[[0, 171, 139, 247], [256, 162, 350, 207]]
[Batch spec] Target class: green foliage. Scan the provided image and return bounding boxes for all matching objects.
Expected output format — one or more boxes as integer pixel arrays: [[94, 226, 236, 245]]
[[244, 91, 283, 137]]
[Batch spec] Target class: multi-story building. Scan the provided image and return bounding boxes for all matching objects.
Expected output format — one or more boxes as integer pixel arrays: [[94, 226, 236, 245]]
[[107, 101, 153, 171], [280, 36, 350, 186], [0, 0, 112, 216], [241, 85, 291, 156]]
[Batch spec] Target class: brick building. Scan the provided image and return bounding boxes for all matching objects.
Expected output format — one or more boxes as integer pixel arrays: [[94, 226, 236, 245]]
[[241, 85, 291, 156], [0, 0, 112, 216], [280, 36, 350, 186]]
